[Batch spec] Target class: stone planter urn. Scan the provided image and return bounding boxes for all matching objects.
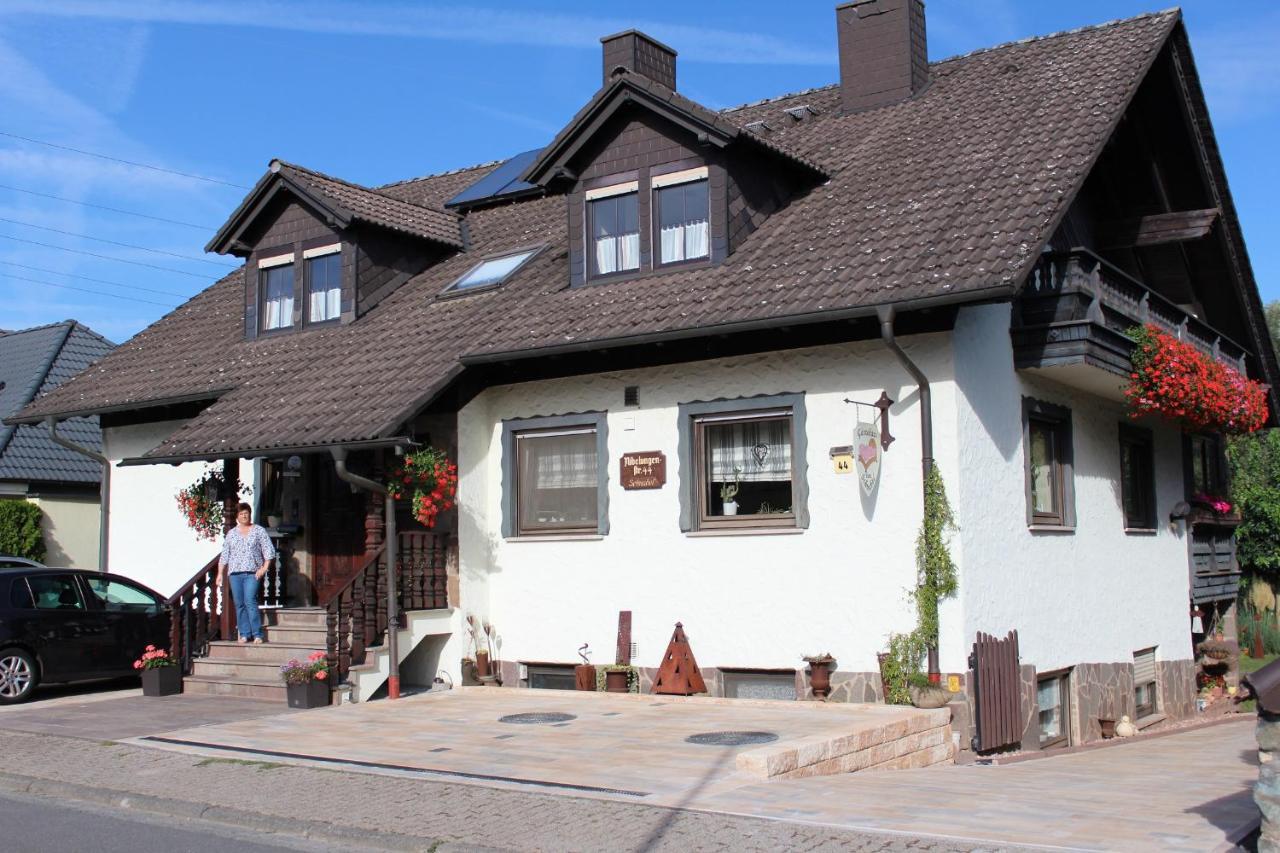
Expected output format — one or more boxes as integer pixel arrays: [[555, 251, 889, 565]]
[[286, 680, 330, 709], [804, 655, 835, 700], [141, 666, 182, 697], [908, 683, 950, 709]]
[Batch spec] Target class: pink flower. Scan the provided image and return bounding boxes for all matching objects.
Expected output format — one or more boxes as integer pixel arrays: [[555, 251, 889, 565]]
[[315, 670, 328, 681], [133, 661, 143, 670], [145, 645, 156, 652]]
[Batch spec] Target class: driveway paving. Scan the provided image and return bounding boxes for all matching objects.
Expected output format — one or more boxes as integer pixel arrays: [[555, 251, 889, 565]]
[[0, 692, 294, 740]]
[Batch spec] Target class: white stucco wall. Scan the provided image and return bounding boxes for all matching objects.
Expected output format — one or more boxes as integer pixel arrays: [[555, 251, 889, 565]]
[[103, 420, 257, 597], [31, 494, 99, 569], [951, 303, 1193, 673], [457, 335, 963, 676]]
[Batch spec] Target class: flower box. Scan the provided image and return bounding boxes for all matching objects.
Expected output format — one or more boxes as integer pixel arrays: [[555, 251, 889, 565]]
[[286, 680, 330, 709], [141, 666, 182, 697]]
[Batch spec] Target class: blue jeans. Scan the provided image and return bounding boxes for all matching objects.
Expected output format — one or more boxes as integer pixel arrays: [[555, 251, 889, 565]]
[[228, 572, 263, 640]]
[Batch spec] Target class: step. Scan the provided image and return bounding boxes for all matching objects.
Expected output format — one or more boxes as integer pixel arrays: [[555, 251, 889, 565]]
[[206, 641, 327, 663], [263, 608, 329, 629], [182, 675, 292, 701], [260, 625, 329, 645], [192, 658, 294, 680]]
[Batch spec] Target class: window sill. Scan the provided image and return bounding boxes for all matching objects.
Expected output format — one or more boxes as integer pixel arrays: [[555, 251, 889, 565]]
[[685, 527, 803, 538], [1124, 527, 1159, 536], [1028, 524, 1075, 534], [505, 534, 605, 543]]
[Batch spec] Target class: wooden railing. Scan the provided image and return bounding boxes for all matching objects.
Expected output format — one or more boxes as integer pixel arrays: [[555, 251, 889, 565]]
[[166, 555, 229, 673], [324, 531, 450, 685], [970, 630, 1023, 753], [1024, 249, 1249, 371]]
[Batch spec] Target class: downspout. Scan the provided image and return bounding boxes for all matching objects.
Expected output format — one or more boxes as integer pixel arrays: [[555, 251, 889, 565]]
[[46, 417, 109, 572], [330, 446, 401, 700], [876, 306, 940, 683]]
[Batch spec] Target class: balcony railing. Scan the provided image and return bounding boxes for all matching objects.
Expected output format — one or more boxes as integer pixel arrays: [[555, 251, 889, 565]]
[[1014, 249, 1249, 377]]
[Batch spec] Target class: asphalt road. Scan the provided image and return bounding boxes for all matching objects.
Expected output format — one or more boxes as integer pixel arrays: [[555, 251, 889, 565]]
[[0, 790, 361, 853]]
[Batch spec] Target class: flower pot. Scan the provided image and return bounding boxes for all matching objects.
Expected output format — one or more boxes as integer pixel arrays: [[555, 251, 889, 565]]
[[476, 649, 491, 679], [574, 664, 596, 691], [722, 500, 738, 516], [286, 680, 330, 709], [807, 661, 833, 700], [141, 666, 182, 697], [908, 684, 949, 709], [604, 670, 630, 693], [1099, 717, 1117, 739]]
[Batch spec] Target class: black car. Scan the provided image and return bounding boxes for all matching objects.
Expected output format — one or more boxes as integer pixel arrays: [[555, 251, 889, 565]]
[[0, 568, 170, 704]]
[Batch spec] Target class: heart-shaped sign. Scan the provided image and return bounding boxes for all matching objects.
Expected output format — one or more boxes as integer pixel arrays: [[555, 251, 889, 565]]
[[752, 443, 770, 468]]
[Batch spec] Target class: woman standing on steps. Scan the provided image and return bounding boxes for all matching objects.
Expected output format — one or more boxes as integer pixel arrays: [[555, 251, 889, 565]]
[[218, 502, 276, 644]]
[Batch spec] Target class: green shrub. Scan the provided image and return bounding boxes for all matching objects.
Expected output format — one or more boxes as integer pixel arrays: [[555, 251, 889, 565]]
[[0, 500, 45, 562]]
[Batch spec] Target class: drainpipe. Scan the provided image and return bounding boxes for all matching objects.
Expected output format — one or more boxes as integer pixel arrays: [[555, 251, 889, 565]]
[[46, 417, 109, 572], [331, 446, 401, 700], [876, 306, 940, 683]]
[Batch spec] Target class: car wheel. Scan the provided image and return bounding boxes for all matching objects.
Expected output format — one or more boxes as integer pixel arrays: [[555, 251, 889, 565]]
[[0, 648, 37, 704]]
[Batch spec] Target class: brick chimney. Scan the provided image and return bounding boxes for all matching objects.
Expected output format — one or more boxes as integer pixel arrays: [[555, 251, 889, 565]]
[[836, 0, 928, 113], [600, 30, 677, 90]]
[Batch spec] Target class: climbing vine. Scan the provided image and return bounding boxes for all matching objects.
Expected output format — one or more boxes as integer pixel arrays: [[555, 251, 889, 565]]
[[882, 464, 958, 703]]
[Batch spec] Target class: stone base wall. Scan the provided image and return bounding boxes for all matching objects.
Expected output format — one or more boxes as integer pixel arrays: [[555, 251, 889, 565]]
[[1158, 659, 1197, 721]]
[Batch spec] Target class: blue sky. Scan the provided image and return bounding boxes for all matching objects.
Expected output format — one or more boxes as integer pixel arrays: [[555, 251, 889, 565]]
[[0, 1, 1276, 343]]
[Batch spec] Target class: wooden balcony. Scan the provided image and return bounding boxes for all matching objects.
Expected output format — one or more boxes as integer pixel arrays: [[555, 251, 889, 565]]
[[1012, 249, 1249, 399]]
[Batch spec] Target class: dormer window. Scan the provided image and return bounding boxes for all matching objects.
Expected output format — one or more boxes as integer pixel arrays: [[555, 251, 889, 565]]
[[259, 253, 295, 331], [654, 167, 709, 265], [445, 246, 541, 295], [305, 245, 341, 323], [587, 182, 640, 276]]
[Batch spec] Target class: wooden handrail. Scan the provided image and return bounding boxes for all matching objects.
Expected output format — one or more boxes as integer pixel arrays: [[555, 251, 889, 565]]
[[164, 554, 221, 607], [166, 553, 226, 673]]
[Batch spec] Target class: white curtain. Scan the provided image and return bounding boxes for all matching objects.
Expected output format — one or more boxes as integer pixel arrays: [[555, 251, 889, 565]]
[[708, 419, 791, 482], [595, 234, 639, 274], [660, 221, 708, 264], [527, 433, 597, 489], [310, 285, 340, 322], [263, 293, 293, 329]]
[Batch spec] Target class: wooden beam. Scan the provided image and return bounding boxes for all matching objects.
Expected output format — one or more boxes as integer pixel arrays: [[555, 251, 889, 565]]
[[1099, 208, 1219, 249]]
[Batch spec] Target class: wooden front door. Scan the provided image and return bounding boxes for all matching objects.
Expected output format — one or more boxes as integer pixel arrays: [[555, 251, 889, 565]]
[[311, 460, 372, 604]]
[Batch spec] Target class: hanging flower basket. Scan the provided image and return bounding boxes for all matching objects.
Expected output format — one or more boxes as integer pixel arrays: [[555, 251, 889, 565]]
[[175, 468, 249, 541], [387, 448, 458, 528], [1125, 325, 1268, 435]]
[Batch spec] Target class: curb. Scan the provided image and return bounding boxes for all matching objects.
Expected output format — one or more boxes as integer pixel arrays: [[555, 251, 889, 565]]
[[0, 770, 455, 851]]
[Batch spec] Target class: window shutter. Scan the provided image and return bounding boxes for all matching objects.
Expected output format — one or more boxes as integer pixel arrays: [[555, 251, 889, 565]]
[[1133, 648, 1156, 685]]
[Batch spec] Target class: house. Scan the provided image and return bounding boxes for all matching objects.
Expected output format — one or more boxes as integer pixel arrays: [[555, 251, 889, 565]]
[[8, 3, 1276, 751], [0, 320, 114, 569]]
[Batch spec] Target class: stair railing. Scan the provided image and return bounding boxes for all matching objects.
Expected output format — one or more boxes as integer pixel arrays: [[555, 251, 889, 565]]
[[166, 555, 228, 673]]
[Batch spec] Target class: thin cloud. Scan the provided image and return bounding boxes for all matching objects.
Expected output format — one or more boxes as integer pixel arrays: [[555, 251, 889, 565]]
[[1191, 16, 1280, 123], [8, 0, 833, 66]]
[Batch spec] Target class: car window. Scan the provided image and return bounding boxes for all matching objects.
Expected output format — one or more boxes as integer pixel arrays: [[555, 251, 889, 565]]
[[26, 575, 85, 611], [8, 578, 35, 609], [0, 559, 34, 569], [84, 577, 161, 614]]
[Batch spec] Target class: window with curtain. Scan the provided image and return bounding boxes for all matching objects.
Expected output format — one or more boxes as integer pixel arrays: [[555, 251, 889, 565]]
[[1023, 398, 1073, 529], [656, 179, 709, 265], [261, 263, 295, 330], [589, 192, 639, 276], [695, 410, 794, 526], [515, 427, 599, 534], [1133, 648, 1158, 718], [1119, 425, 1155, 530], [306, 252, 341, 323], [1037, 672, 1070, 748]]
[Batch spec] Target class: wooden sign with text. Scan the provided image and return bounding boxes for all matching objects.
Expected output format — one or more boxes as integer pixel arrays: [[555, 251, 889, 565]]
[[620, 451, 666, 490]]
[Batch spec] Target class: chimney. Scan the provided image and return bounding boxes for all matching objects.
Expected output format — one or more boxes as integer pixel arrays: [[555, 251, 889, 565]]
[[836, 0, 928, 113], [600, 30, 677, 90]]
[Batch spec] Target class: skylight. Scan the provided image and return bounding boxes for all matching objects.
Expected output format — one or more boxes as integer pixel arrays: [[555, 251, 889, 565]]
[[446, 248, 539, 293]]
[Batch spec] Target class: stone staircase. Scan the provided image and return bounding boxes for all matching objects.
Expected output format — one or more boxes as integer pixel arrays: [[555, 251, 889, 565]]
[[183, 608, 329, 701]]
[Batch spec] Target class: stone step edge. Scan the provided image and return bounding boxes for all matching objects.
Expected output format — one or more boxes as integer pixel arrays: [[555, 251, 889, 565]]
[[192, 659, 296, 672], [183, 674, 309, 688], [207, 641, 327, 652], [0, 770, 435, 852]]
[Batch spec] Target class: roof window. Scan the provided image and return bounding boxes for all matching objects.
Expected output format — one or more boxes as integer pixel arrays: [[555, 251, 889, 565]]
[[445, 247, 540, 294]]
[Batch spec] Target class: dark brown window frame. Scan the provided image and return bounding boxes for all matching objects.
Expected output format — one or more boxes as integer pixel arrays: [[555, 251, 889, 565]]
[[258, 257, 297, 334], [693, 408, 797, 531], [1184, 432, 1228, 497], [1036, 669, 1071, 749], [303, 249, 343, 326], [587, 187, 641, 280], [652, 173, 710, 269], [1022, 397, 1075, 530], [1133, 647, 1158, 719], [1119, 423, 1156, 532], [500, 412, 609, 539]]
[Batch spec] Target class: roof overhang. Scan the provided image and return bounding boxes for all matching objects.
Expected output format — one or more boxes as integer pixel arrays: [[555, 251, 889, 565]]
[[120, 435, 415, 467], [4, 389, 229, 428], [205, 165, 353, 256]]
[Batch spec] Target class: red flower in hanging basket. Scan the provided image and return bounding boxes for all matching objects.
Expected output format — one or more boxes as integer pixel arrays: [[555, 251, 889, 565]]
[[1124, 325, 1268, 435], [174, 468, 250, 541], [386, 448, 458, 528]]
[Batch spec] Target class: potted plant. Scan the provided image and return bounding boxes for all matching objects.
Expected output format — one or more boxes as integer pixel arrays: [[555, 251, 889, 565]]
[[597, 664, 638, 693], [279, 651, 331, 709], [719, 467, 742, 516], [133, 645, 181, 696], [803, 653, 835, 700], [906, 672, 950, 709]]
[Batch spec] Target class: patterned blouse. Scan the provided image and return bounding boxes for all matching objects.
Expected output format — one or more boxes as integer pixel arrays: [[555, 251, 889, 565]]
[[220, 524, 276, 574]]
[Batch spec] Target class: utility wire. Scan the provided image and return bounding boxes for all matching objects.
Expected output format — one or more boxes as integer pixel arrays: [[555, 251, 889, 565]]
[[0, 183, 214, 230], [0, 233, 220, 279], [0, 274, 179, 308], [0, 216, 235, 268], [0, 260, 188, 298], [0, 131, 250, 190]]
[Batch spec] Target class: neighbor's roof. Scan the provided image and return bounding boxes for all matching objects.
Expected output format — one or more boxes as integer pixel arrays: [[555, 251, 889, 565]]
[[0, 321, 113, 483], [13, 11, 1198, 460]]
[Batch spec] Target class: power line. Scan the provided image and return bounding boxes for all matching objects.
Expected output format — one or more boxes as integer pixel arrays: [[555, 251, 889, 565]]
[[0, 183, 214, 230], [0, 233, 219, 279], [0, 130, 250, 190], [0, 260, 188, 298], [0, 216, 235, 268], [0, 273, 179, 308]]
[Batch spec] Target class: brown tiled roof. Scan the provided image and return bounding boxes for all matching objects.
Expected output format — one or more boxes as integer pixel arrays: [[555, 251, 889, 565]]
[[14, 11, 1196, 460]]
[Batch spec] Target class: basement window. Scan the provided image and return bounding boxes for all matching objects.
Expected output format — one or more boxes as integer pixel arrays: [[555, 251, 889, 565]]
[[1037, 670, 1070, 749], [445, 247, 540, 294], [1133, 648, 1158, 719], [526, 664, 578, 690], [721, 669, 796, 701]]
